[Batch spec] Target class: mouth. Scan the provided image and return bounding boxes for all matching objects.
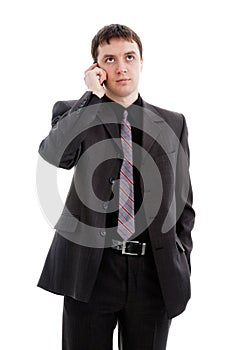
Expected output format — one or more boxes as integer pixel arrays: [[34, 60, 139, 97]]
[[116, 78, 131, 83]]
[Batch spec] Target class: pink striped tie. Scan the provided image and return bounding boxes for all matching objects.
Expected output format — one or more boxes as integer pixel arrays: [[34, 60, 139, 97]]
[[117, 110, 135, 240]]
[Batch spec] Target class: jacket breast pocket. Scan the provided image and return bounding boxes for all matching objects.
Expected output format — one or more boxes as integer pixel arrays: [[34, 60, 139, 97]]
[[154, 150, 176, 165]]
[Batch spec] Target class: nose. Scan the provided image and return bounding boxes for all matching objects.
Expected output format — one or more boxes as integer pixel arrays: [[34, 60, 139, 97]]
[[116, 60, 127, 74]]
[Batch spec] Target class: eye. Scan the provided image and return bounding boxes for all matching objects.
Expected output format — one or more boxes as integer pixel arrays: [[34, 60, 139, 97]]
[[126, 55, 135, 61], [105, 57, 115, 63]]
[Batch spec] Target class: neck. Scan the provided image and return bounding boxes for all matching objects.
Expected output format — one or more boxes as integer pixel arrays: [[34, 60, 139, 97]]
[[105, 90, 139, 108]]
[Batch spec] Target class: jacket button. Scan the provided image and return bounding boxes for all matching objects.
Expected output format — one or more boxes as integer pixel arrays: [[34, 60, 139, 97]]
[[117, 153, 123, 159], [109, 177, 115, 184], [100, 230, 106, 237]]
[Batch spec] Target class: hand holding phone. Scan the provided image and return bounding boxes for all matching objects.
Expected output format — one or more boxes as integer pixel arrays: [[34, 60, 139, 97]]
[[84, 63, 106, 98]]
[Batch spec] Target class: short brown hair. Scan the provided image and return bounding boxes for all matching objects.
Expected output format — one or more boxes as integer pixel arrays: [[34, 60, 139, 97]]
[[91, 24, 143, 62]]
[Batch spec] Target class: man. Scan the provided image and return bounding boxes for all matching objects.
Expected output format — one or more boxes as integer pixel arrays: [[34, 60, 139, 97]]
[[38, 24, 195, 350]]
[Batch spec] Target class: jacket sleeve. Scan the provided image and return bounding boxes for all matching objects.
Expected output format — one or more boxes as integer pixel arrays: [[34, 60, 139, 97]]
[[38, 91, 100, 169], [176, 115, 195, 269]]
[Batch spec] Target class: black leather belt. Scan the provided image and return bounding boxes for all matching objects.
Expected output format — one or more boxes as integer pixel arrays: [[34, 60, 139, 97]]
[[111, 239, 149, 256]]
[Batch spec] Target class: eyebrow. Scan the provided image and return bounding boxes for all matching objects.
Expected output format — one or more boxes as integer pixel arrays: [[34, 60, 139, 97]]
[[102, 51, 137, 59]]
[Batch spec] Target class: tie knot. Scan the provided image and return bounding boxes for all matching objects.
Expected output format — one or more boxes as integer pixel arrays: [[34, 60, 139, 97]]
[[123, 110, 128, 121]]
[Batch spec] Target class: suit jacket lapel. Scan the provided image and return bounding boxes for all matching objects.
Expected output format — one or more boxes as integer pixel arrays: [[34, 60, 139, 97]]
[[141, 101, 164, 163], [96, 102, 122, 153], [95, 99, 165, 162]]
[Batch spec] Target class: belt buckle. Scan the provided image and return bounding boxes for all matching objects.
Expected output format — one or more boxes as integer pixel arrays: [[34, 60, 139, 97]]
[[122, 241, 146, 256]]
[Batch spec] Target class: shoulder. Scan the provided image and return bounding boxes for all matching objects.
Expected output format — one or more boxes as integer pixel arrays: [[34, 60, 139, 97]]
[[52, 100, 77, 117], [52, 91, 102, 115], [142, 100, 186, 135], [143, 100, 184, 123], [51, 92, 94, 126]]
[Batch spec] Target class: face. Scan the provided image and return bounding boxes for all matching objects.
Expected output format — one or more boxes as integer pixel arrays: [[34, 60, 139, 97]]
[[97, 38, 143, 101]]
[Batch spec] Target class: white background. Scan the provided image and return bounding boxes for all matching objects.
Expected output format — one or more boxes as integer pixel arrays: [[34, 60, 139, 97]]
[[1, 0, 226, 348]]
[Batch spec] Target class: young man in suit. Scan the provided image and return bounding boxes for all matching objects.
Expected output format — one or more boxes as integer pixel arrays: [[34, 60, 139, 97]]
[[38, 24, 195, 350]]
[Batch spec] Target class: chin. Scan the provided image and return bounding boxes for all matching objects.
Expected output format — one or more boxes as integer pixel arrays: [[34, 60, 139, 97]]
[[111, 88, 134, 98]]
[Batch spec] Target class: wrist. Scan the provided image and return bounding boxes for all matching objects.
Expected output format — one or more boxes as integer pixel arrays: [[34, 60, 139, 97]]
[[92, 88, 105, 99]]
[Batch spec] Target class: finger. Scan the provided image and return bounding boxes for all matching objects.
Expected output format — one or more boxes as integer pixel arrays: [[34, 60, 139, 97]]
[[99, 73, 107, 85], [85, 67, 105, 82], [98, 70, 107, 84], [84, 63, 98, 74]]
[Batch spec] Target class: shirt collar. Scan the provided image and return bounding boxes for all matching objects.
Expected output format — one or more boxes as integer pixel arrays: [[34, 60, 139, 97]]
[[101, 94, 143, 123]]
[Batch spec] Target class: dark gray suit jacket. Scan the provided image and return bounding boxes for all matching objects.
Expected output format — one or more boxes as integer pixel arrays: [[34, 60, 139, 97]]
[[37, 91, 195, 319]]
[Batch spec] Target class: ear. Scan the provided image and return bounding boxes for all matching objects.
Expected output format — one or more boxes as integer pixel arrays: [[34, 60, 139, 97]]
[[140, 57, 143, 72]]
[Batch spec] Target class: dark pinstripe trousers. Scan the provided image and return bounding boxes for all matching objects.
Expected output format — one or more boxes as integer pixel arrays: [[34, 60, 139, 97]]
[[62, 245, 171, 350]]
